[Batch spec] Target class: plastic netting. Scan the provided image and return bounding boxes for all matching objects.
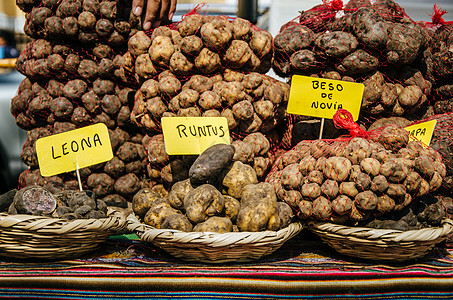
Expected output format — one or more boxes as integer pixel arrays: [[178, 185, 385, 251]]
[[16, 0, 139, 47], [273, 0, 440, 119], [10, 75, 135, 130], [266, 109, 447, 225], [121, 9, 273, 86]]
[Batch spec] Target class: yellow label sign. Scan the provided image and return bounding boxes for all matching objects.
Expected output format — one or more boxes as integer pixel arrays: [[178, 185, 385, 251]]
[[405, 120, 437, 147], [36, 123, 113, 177], [161, 117, 230, 155], [287, 75, 364, 121]]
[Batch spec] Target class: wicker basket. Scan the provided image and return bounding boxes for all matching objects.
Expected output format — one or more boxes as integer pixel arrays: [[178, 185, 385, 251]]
[[0, 209, 126, 259], [308, 219, 453, 262], [127, 214, 304, 263]]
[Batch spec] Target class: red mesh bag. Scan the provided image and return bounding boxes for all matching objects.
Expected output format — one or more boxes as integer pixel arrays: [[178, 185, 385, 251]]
[[266, 109, 446, 225], [423, 5, 453, 113], [121, 7, 274, 86], [130, 69, 290, 140], [273, 0, 433, 119], [16, 0, 139, 48]]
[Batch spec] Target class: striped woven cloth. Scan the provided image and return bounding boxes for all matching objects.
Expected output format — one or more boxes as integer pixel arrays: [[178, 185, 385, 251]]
[[0, 231, 452, 299]]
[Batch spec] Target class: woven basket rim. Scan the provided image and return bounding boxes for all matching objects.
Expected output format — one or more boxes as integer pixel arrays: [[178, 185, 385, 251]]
[[308, 218, 453, 243], [0, 209, 126, 234], [127, 213, 304, 247]]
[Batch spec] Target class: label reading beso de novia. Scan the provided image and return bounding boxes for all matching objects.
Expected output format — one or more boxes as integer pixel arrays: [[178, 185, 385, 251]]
[[161, 117, 230, 155], [287, 75, 364, 121], [36, 123, 113, 177]]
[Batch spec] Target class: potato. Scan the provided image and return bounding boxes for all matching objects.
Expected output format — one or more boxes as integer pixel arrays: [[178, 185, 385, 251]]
[[184, 184, 225, 224], [177, 14, 203, 36], [323, 156, 352, 182], [198, 91, 221, 110], [306, 170, 324, 185], [194, 48, 221, 74], [187, 144, 234, 185], [128, 31, 152, 56], [200, 18, 232, 50], [159, 75, 181, 98], [161, 214, 193, 232], [221, 161, 258, 199], [354, 172, 371, 191], [169, 52, 194, 75], [321, 179, 339, 199], [144, 198, 181, 228], [183, 75, 214, 93], [149, 35, 175, 67], [380, 158, 409, 183], [78, 59, 99, 80], [146, 96, 167, 118], [376, 194, 395, 213], [253, 100, 274, 120], [249, 30, 272, 57], [180, 35, 203, 56], [370, 175, 389, 194], [231, 140, 254, 164], [237, 182, 280, 231], [224, 195, 241, 222], [132, 188, 162, 218], [301, 182, 321, 200], [355, 191, 378, 212], [135, 53, 157, 80], [281, 164, 302, 190], [360, 157, 380, 176], [176, 89, 199, 109], [277, 202, 293, 229], [232, 100, 254, 120], [193, 216, 233, 233], [86, 173, 115, 198], [331, 195, 353, 216], [114, 173, 140, 198], [224, 40, 253, 68], [312, 196, 332, 220]]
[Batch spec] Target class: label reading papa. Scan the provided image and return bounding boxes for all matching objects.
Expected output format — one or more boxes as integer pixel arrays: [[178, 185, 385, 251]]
[[36, 123, 113, 177], [405, 119, 437, 147], [161, 117, 230, 155], [287, 75, 364, 121]]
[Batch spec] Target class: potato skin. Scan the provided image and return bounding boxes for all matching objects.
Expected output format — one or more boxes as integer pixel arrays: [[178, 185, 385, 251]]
[[189, 144, 235, 184], [236, 182, 281, 231], [132, 188, 163, 218], [183, 184, 225, 224], [193, 216, 233, 233]]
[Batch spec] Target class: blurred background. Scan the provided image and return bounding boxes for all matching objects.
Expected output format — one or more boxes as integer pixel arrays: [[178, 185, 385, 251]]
[[0, 0, 452, 193]]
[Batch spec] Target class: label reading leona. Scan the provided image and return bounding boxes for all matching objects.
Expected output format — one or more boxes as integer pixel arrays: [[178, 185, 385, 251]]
[[405, 119, 437, 147], [162, 117, 230, 155], [287, 75, 364, 121], [36, 123, 113, 177]]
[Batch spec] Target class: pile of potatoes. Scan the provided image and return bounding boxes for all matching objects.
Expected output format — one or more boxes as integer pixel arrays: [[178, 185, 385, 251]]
[[131, 69, 290, 135], [17, 0, 139, 47], [11, 74, 134, 131], [142, 132, 276, 188], [273, 0, 434, 118], [122, 14, 273, 84], [16, 39, 125, 83], [0, 186, 108, 220], [360, 193, 452, 231], [266, 125, 446, 224], [132, 144, 294, 233], [428, 23, 453, 115], [18, 127, 149, 208]]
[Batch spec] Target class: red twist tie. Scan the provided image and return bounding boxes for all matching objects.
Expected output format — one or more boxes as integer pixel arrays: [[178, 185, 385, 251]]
[[430, 4, 447, 26], [323, 0, 343, 11], [333, 109, 369, 138]]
